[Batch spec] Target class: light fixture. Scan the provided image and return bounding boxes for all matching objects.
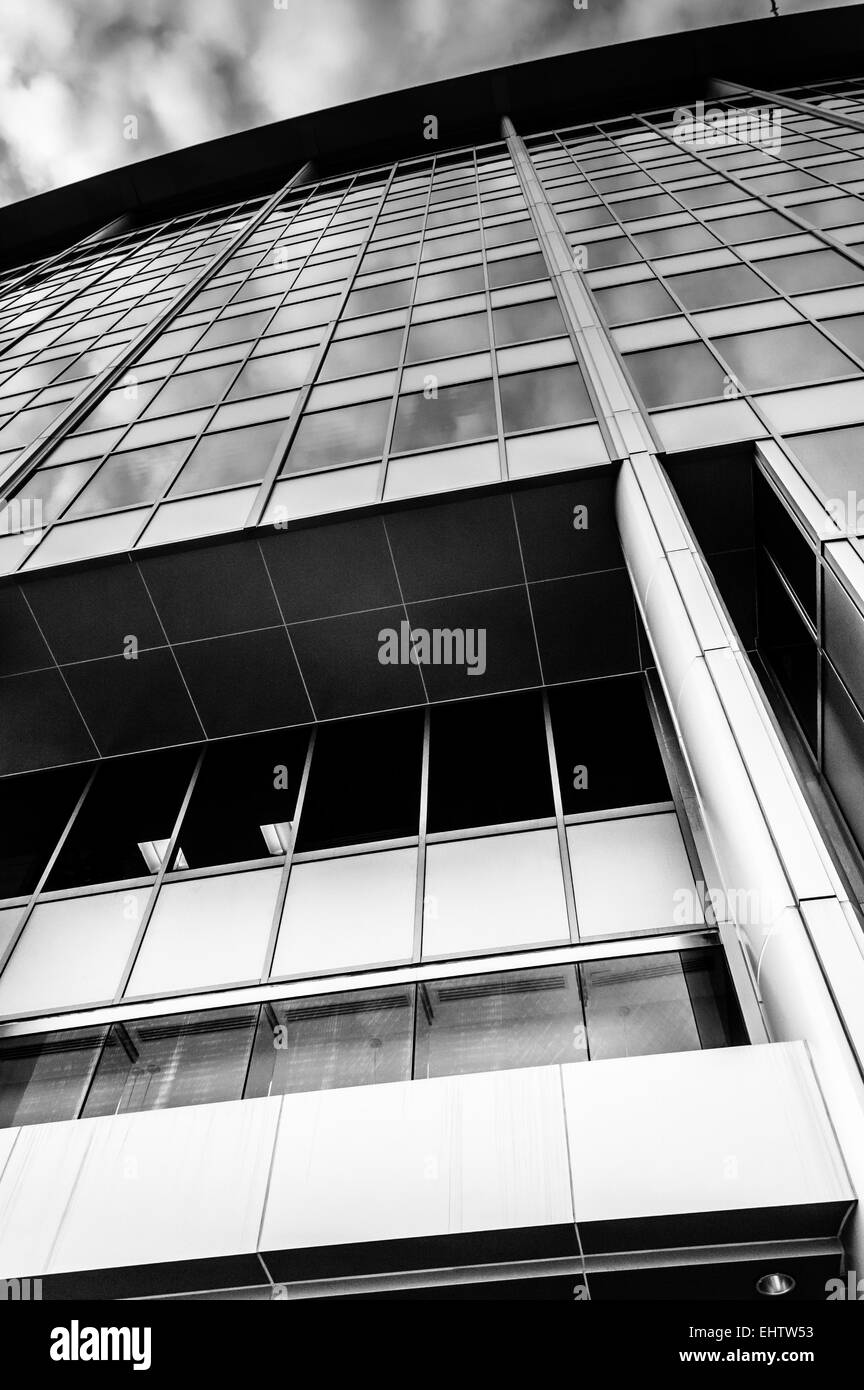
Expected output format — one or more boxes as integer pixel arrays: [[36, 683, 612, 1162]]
[[137, 839, 171, 873], [260, 822, 292, 856], [756, 1272, 795, 1297]]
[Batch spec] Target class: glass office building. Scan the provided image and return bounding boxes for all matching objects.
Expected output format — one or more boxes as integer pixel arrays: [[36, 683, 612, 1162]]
[[1, 10, 864, 1299]]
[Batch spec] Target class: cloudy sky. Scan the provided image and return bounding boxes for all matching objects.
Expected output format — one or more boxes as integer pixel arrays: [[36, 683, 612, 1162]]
[[0, 0, 853, 203]]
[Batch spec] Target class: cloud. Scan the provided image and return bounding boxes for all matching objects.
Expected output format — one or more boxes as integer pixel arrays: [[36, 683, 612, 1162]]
[[0, 0, 853, 203]]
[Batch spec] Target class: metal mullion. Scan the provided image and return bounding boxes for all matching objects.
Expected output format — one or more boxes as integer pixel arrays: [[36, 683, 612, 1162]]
[[502, 116, 643, 463], [260, 727, 316, 981], [474, 149, 509, 482], [411, 708, 431, 965], [2, 163, 313, 504], [542, 690, 580, 944], [711, 78, 864, 138], [112, 746, 207, 1003], [0, 764, 98, 980], [245, 163, 399, 528], [375, 159, 436, 502]]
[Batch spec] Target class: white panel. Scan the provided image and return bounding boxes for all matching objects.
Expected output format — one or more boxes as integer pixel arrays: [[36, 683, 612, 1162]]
[[272, 848, 416, 976], [307, 373, 395, 412], [562, 1042, 852, 1222], [0, 1120, 92, 1276], [384, 441, 500, 501], [423, 830, 569, 957], [48, 1097, 281, 1275], [209, 392, 298, 431], [0, 907, 22, 962], [757, 379, 864, 435], [262, 463, 380, 522], [137, 487, 257, 547], [567, 812, 702, 937], [691, 299, 801, 337], [260, 1066, 573, 1251], [496, 338, 575, 374], [653, 398, 763, 452], [506, 424, 608, 478], [0, 890, 146, 1016], [24, 509, 150, 569], [126, 868, 282, 998], [400, 354, 492, 393], [613, 317, 697, 352]]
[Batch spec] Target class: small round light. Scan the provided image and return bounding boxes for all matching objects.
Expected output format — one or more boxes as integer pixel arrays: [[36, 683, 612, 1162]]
[[756, 1272, 796, 1297]]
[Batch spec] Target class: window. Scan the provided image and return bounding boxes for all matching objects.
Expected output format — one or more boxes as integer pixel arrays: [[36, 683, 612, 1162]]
[[567, 811, 702, 937], [405, 312, 489, 363], [245, 985, 413, 1096], [759, 249, 864, 294], [624, 341, 726, 408], [283, 397, 390, 472], [713, 323, 856, 392], [81, 1006, 259, 1117], [414, 965, 587, 1079], [125, 867, 282, 997], [499, 363, 592, 432], [787, 423, 864, 502], [0, 766, 91, 899], [487, 253, 546, 289], [0, 1028, 108, 1127], [820, 314, 864, 361], [226, 349, 315, 398], [549, 676, 669, 815], [666, 264, 772, 312], [65, 442, 190, 516], [46, 748, 197, 891], [391, 378, 496, 452], [296, 709, 423, 851], [273, 848, 417, 975], [492, 297, 565, 345], [169, 420, 284, 495], [145, 365, 236, 416], [633, 223, 719, 257], [318, 328, 403, 381], [343, 280, 412, 318], [414, 265, 485, 303], [427, 692, 553, 832], [582, 951, 723, 1059], [594, 278, 677, 327]]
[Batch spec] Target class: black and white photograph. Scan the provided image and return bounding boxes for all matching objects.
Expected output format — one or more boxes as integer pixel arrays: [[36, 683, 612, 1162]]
[[0, 0, 863, 1363]]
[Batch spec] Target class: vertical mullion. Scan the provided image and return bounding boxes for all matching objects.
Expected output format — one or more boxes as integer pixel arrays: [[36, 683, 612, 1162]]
[[411, 707, 431, 965], [542, 690, 580, 945], [260, 727, 316, 981]]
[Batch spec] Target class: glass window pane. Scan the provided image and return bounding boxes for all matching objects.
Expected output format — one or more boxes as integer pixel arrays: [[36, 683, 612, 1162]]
[[173, 730, 308, 870], [318, 329, 403, 381], [414, 265, 485, 303], [0, 765, 91, 898], [625, 341, 726, 408], [666, 264, 772, 312], [296, 710, 423, 852], [168, 420, 284, 496], [487, 253, 545, 288], [65, 441, 190, 517], [499, 363, 592, 432], [226, 349, 315, 399], [714, 323, 855, 391], [144, 365, 235, 417], [567, 811, 702, 937], [0, 1027, 108, 1128], [817, 313, 864, 361], [760, 249, 864, 294], [492, 297, 565, 345], [283, 398, 390, 472], [594, 278, 677, 327], [125, 867, 282, 997], [787, 423, 864, 502], [343, 280, 412, 318], [272, 848, 417, 976], [391, 379, 496, 452], [427, 691, 553, 832], [81, 1006, 258, 1117], [549, 676, 670, 815], [406, 312, 489, 363], [0, 889, 146, 1016], [581, 952, 702, 1060], [245, 985, 413, 1097], [8, 459, 102, 529], [47, 748, 197, 891], [423, 829, 569, 957], [413, 964, 587, 1079]]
